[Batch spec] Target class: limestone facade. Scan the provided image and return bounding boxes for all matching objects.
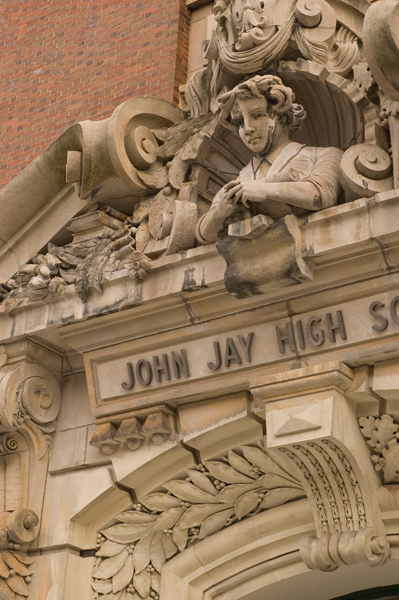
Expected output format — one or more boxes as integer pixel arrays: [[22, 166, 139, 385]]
[[1, 1, 399, 599]]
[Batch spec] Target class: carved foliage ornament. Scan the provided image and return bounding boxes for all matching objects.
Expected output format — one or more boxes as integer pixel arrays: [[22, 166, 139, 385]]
[[92, 444, 305, 599], [359, 414, 399, 484], [0, 509, 38, 600]]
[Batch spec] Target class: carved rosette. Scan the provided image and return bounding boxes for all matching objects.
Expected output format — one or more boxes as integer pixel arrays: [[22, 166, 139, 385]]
[[92, 443, 305, 599]]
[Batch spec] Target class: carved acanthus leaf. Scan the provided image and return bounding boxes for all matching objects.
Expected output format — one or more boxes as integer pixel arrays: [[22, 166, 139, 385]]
[[359, 414, 399, 483], [92, 443, 305, 599]]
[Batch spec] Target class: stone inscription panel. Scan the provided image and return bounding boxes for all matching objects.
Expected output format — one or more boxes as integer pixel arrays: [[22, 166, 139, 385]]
[[86, 291, 399, 411]]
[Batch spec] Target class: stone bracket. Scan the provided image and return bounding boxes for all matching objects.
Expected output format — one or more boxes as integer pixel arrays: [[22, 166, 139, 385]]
[[252, 361, 390, 571], [90, 408, 177, 455]]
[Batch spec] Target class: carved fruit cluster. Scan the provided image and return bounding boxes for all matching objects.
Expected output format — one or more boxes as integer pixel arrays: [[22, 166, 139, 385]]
[[92, 444, 305, 600], [359, 414, 399, 483]]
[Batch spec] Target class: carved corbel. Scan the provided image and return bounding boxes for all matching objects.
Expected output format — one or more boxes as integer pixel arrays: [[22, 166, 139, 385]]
[[252, 361, 390, 572], [0, 358, 61, 596], [89, 410, 177, 455]]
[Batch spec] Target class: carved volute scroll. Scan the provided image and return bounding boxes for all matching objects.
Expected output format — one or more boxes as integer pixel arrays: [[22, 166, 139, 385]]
[[92, 443, 306, 599], [0, 351, 61, 598], [252, 362, 391, 572]]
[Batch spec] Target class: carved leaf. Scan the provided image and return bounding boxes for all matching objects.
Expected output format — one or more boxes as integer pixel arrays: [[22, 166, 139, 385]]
[[1, 553, 31, 577], [133, 569, 151, 598], [179, 504, 230, 529], [260, 488, 305, 510], [151, 531, 166, 573], [204, 461, 253, 484], [126, 593, 141, 600], [113, 554, 134, 593], [186, 470, 218, 495], [154, 506, 185, 531], [381, 443, 399, 483], [373, 415, 399, 452], [359, 416, 377, 448], [0, 578, 13, 600], [198, 508, 234, 539], [93, 549, 129, 579], [162, 533, 178, 559], [0, 555, 9, 578], [141, 493, 182, 511], [4, 574, 28, 596], [163, 480, 219, 504], [256, 473, 302, 490], [8, 552, 34, 566], [152, 571, 161, 593], [102, 524, 153, 544], [96, 541, 126, 558], [234, 490, 260, 519], [115, 512, 157, 525], [172, 521, 188, 552], [133, 532, 155, 574], [241, 446, 298, 482], [216, 484, 254, 503], [92, 579, 113, 594], [227, 450, 255, 478]]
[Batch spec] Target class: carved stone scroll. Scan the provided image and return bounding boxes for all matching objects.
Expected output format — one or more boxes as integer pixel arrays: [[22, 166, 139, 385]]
[[339, 144, 394, 201], [92, 443, 305, 599], [0, 352, 61, 597], [252, 361, 390, 572]]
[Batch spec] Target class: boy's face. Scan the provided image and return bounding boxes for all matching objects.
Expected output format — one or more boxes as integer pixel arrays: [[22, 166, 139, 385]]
[[231, 96, 276, 155]]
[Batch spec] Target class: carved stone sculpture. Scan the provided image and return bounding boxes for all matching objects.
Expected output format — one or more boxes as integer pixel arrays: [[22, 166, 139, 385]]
[[92, 443, 305, 599], [196, 74, 343, 244], [1, 0, 399, 306]]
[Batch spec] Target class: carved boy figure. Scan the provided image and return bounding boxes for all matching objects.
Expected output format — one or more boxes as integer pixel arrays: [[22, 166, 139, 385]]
[[196, 75, 343, 243]]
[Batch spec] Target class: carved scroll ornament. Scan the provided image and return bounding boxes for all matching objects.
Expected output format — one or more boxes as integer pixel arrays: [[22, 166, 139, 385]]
[[0, 357, 61, 597], [92, 443, 305, 599]]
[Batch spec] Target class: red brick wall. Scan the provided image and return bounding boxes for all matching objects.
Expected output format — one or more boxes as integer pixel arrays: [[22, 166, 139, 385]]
[[0, 0, 190, 189]]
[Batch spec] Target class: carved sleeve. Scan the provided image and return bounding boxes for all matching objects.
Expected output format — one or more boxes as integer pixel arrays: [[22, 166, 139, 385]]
[[301, 146, 344, 209]]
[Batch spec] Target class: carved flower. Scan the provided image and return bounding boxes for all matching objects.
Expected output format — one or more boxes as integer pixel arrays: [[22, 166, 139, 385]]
[[125, 252, 152, 281], [92, 444, 305, 599]]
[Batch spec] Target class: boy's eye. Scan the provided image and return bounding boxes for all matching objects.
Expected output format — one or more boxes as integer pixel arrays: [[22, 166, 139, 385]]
[[254, 112, 266, 119]]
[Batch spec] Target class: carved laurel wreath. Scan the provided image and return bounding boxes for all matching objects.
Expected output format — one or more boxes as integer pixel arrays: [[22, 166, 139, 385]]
[[0, 549, 34, 599], [92, 444, 305, 600]]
